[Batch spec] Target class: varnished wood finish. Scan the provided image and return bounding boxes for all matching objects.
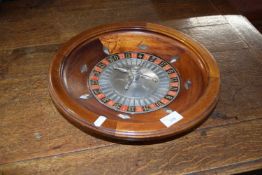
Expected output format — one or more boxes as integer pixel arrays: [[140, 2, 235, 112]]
[[0, 0, 262, 174], [49, 22, 220, 140]]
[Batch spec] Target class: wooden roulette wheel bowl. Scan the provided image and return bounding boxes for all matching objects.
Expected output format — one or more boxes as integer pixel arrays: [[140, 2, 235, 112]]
[[49, 22, 220, 141]]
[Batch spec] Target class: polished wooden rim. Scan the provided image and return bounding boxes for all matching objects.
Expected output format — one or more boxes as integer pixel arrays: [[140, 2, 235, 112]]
[[49, 22, 220, 141]]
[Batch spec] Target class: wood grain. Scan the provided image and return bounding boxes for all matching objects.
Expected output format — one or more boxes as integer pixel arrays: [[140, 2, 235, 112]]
[[0, 0, 226, 51], [181, 24, 248, 52], [0, 45, 112, 164], [201, 49, 262, 128], [1, 119, 261, 175], [0, 23, 261, 167], [49, 22, 220, 140], [225, 15, 262, 49], [0, 0, 262, 174], [188, 158, 262, 175]]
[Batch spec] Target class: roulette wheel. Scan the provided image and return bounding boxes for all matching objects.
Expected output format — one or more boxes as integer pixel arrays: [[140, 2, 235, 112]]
[[49, 22, 220, 141]]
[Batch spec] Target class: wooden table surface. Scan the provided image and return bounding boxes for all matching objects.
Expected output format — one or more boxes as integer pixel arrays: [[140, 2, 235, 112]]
[[0, 0, 261, 174]]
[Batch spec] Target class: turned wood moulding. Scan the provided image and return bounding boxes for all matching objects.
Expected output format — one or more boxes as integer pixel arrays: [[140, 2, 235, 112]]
[[49, 22, 220, 141]]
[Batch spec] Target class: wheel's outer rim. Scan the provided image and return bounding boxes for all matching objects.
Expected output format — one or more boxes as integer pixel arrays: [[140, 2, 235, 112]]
[[49, 22, 220, 141]]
